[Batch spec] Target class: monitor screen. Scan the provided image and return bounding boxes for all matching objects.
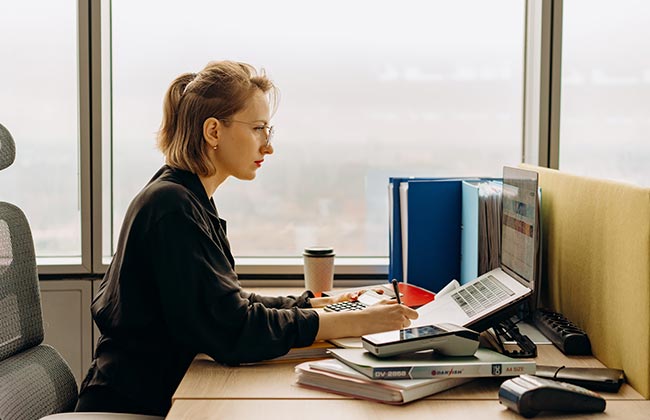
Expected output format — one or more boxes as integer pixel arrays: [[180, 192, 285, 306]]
[[500, 166, 539, 286]]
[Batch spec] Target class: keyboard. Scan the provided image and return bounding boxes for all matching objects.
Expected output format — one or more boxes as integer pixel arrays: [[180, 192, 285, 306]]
[[451, 275, 515, 317]]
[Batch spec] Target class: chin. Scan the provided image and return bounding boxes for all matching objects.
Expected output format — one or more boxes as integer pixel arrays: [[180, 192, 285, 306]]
[[236, 172, 257, 181]]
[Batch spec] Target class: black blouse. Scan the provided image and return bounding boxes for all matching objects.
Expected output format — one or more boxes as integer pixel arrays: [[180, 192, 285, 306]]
[[80, 165, 319, 415]]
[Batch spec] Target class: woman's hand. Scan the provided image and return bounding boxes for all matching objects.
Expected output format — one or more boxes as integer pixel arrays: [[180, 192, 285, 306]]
[[314, 300, 419, 341], [309, 288, 385, 308], [357, 301, 419, 334]]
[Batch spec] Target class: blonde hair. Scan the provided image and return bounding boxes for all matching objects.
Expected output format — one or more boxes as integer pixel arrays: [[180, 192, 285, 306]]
[[157, 61, 277, 176]]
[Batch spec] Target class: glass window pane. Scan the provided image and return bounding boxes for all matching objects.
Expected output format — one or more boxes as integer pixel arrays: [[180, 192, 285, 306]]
[[0, 1, 81, 261], [560, 0, 650, 186], [106, 0, 524, 259]]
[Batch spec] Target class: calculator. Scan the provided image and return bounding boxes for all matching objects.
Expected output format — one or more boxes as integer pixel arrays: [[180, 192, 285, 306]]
[[323, 300, 368, 312], [322, 290, 387, 312]]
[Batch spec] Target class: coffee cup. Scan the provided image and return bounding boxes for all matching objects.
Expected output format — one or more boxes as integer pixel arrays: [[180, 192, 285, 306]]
[[303, 246, 335, 294]]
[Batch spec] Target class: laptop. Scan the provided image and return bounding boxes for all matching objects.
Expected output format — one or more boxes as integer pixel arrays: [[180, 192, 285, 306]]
[[415, 166, 540, 332]]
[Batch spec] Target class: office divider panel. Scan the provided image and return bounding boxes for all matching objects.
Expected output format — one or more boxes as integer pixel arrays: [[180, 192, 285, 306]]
[[523, 164, 650, 398]]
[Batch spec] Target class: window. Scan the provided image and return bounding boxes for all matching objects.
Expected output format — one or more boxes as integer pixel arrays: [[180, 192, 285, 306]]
[[559, 0, 650, 186], [5, 1, 648, 275], [0, 1, 81, 264], [105, 0, 525, 262]]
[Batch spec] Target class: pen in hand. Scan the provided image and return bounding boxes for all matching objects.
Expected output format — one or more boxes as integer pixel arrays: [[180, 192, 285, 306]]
[[391, 279, 402, 305]]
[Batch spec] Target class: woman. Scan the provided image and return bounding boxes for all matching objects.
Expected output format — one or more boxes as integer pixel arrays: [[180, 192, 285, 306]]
[[76, 60, 418, 416]]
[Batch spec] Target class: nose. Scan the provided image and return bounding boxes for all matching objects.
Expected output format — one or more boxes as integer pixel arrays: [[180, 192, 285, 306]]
[[262, 142, 274, 155]]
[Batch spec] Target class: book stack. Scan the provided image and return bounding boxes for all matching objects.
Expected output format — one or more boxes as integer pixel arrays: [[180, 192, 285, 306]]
[[295, 358, 471, 404], [295, 347, 535, 404]]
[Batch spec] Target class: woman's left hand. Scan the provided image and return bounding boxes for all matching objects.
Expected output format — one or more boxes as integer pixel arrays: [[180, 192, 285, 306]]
[[310, 288, 384, 308]]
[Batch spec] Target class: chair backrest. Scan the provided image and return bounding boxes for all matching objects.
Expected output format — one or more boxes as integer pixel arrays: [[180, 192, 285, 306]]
[[0, 123, 78, 419], [0, 201, 44, 358]]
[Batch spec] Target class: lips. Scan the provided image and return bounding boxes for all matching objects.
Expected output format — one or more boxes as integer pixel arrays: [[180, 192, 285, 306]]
[[254, 159, 264, 167]]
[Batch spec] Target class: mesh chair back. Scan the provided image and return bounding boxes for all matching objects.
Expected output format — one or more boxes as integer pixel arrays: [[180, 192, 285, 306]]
[[0, 202, 44, 362], [0, 124, 78, 418], [0, 122, 43, 362]]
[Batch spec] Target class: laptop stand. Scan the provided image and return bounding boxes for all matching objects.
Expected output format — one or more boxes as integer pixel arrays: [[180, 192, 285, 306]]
[[485, 318, 537, 358]]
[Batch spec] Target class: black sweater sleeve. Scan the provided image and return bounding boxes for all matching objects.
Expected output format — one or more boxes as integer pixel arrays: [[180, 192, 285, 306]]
[[148, 211, 319, 365], [240, 290, 314, 309]]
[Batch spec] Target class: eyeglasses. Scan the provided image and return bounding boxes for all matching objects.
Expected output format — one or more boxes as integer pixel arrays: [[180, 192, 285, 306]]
[[221, 119, 274, 147]]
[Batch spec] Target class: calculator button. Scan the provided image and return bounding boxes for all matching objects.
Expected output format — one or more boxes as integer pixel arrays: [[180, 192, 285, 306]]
[[324, 301, 368, 312]]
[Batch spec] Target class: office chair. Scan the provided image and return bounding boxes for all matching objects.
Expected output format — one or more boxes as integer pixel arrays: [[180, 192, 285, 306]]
[[0, 123, 161, 420]]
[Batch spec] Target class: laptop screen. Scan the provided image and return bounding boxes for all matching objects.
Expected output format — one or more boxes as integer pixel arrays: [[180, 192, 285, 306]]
[[500, 166, 539, 287]]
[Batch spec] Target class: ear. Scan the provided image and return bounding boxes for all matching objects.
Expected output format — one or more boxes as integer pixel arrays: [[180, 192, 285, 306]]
[[203, 117, 220, 149]]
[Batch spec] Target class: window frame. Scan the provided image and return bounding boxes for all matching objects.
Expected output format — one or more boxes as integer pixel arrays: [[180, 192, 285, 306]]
[[37, 0, 557, 278], [36, 0, 93, 275]]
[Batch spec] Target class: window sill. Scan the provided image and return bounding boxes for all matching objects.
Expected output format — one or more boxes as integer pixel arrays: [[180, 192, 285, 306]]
[[38, 256, 389, 277]]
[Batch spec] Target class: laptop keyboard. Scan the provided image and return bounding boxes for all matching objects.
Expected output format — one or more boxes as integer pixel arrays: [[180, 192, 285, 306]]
[[451, 275, 515, 317]]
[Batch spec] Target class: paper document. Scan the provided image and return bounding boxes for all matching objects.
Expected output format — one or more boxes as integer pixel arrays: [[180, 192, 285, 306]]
[[411, 280, 458, 327], [479, 181, 503, 276], [436, 279, 460, 298]]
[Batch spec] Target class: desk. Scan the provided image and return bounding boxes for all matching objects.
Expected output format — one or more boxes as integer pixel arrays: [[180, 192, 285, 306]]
[[167, 288, 648, 419], [168, 400, 650, 420]]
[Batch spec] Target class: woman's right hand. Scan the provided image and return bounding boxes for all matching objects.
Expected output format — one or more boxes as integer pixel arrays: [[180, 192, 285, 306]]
[[356, 301, 419, 335], [314, 300, 419, 341]]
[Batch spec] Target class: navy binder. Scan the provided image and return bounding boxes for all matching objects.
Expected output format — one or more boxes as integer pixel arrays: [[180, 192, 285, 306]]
[[388, 177, 452, 284], [405, 179, 463, 292]]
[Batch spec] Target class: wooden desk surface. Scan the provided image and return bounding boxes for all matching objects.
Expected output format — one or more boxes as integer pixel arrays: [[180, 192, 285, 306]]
[[168, 288, 646, 419], [167, 399, 650, 420], [171, 345, 642, 402]]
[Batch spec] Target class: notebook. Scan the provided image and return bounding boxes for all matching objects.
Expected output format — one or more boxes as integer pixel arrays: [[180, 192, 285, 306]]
[[415, 166, 540, 332]]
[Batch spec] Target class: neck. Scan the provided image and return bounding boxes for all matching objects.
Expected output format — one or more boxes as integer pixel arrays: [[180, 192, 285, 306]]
[[199, 172, 227, 198]]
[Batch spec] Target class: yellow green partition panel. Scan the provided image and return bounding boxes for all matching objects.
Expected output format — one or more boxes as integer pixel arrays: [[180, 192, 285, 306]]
[[522, 164, 650, 398]]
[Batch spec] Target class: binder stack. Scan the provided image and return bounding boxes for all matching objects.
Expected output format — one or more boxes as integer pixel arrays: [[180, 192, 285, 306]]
[[388, 177, 503, 292]]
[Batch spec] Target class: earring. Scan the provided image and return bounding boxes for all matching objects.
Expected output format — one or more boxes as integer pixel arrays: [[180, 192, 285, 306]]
[[212, 144, 218, 150]]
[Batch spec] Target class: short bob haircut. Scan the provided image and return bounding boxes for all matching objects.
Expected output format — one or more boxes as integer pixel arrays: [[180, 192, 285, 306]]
[[157, 61, 277, 177]]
